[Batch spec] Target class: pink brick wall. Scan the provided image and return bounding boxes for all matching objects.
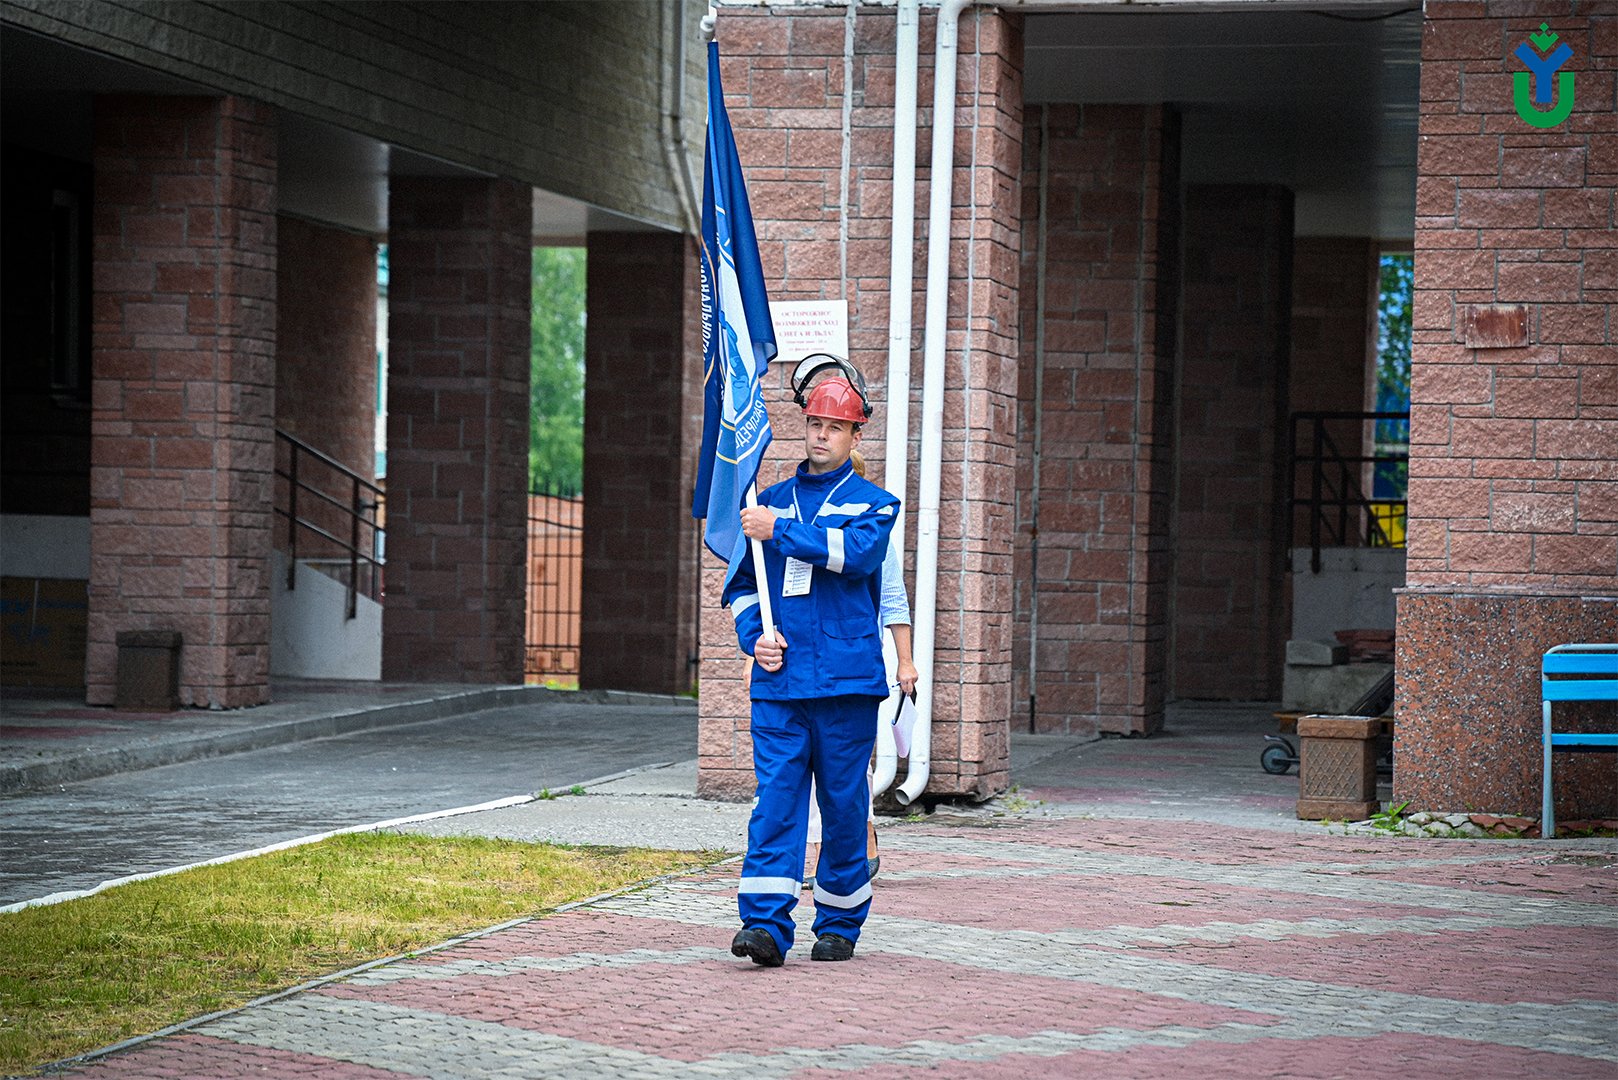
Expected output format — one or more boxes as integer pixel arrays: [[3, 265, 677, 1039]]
[[580, 231, 703, 695], [1290, 238, 1378, 420], [1396, 1, 1616, 820], [382, 178, 530, 684], [88, 95, 277, 709], [1013, 104, 1179, 736], [274, 216, 377, 478], [1288, 238, 1381, 548], [698, 6, 1022, 801], [1406, 2, 1616, 591], [1174, 185, 1294, 701], [274, 215, 378, 563]]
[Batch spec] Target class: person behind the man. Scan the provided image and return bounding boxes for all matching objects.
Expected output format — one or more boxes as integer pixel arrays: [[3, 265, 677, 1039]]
[[723, 371, 898, 966]]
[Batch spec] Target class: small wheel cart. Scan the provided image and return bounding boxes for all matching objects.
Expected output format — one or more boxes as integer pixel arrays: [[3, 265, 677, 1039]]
[[1261, 669, 1396, 776], [1262, 714, 1302, 774]]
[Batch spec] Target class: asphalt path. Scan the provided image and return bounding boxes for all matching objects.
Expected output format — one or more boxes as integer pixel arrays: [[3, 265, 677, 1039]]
[[0, 700, 697, 906]]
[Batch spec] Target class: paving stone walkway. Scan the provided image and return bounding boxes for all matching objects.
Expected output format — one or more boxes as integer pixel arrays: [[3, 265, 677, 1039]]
[[56, 773, 1618, 1078]]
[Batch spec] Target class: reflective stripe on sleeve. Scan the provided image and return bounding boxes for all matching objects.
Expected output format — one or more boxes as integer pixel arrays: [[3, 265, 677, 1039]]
[[826, 527, 845, 573], [738, 876, 800, 895], [812, 879, 872, 909], [731, 593, 759, 620]]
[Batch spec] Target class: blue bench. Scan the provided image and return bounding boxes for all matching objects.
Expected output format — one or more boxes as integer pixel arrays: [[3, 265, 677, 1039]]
[[1541, 643, 1618, 838]]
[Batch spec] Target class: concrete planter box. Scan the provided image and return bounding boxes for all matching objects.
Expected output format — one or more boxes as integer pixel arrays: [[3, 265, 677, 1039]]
[[1296, 714, 1380, 820]]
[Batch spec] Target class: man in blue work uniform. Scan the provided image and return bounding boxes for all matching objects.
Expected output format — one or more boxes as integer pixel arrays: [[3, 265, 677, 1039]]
[[724, 372, 898, 966]]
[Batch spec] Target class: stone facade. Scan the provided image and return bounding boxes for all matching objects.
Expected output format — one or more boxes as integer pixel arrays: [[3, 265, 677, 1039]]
[[87, 95, 278, 709], [274, 216, 379, 566], [382, 178, 530, 684], [1013, 104, 1180, 737], [1399, 1, 1617, 819], [580, 231, 704, 696], [1287, 236, 1383, 564], [1174, 185, 1295, 702], [274, 216, 377, 483], [697, 5, 1022, 801]]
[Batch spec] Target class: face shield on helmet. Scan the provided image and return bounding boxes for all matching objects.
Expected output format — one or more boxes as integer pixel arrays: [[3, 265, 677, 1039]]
[[789, 353, 873, 423]]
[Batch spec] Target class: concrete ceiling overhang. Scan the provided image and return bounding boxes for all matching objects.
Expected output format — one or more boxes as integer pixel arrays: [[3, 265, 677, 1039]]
[[7, 5, 1421, 242], [1021, 5, 1422, 239], [2, 25, 662, 245]]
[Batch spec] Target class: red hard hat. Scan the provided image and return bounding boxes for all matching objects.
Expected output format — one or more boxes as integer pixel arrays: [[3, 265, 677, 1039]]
[[802, 376, 867, 424]]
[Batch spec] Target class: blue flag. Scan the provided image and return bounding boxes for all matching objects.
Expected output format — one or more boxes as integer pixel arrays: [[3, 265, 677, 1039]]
[[692, 39, 776, 570]]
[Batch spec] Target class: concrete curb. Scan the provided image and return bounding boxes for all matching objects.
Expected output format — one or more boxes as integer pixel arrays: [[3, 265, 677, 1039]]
[[1, 686, 695, 795]]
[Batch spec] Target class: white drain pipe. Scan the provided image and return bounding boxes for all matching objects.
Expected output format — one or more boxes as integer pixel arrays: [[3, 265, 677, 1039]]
[[895, 0, 971, 806], [872, 0, 920, 800]]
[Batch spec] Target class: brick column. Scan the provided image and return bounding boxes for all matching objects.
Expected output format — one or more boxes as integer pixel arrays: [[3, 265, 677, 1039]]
[[1290, 238, 1379, 418], [275, 216, 377, 477], [580, 230, 703, 694], [274, 216, 378, 561], [698, 6, 1022, 801], [1398, 3, 1617, 819], [1174, 185, 1294, 701], [1288, 238, 1380, 545], [1014, 104, 1180, 737], [383, 178, 530, 683], [88, 95, 277, 709]]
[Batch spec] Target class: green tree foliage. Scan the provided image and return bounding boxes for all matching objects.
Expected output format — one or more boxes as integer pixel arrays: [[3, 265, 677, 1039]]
[[1374, 253, 1414, 498], [530, 248, 586, 494], [1376, 254, 1413, 410]]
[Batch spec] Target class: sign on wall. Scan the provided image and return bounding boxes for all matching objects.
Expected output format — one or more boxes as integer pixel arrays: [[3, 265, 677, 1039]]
[[768, 300, 848, 364]]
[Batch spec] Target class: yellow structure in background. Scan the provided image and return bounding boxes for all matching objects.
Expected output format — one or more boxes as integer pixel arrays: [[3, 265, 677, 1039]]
[[1371, 503, 1407, 547]]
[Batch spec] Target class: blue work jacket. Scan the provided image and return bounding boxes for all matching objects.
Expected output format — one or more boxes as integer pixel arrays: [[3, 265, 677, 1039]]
[[723, 458, 899, 701]]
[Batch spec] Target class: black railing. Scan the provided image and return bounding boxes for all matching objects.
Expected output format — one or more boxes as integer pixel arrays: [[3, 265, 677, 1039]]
[[1289, 411, 1409, 574], [527, 489, 582, 682], [273, 430, 385, 619]]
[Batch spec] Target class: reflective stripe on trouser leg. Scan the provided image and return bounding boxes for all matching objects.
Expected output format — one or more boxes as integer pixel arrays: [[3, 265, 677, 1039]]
[[738, 698, 811, 955], [808, 694, 881, 944]]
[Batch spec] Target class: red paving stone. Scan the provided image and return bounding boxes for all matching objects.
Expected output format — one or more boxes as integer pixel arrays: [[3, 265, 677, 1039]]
[[877, 870, 1475, 929], [1369, 861, 1618, 904], [791, 1034, 1618, 1080], [66, 1035, 407, 1078], [983, 816, 1434, 862], [1092, 924, 1617, 1005], [0, 725, 124, 738], [318, 951, 1281, 1061], [35, 762, 1618, 1079]]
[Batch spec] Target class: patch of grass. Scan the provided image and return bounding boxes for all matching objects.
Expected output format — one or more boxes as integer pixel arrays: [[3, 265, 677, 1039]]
[[0, 832, 719, 1075], [1368, 800, 1412, 834]]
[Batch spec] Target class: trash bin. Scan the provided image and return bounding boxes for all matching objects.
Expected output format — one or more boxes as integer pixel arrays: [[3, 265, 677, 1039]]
[[115, 630, 181, 711]]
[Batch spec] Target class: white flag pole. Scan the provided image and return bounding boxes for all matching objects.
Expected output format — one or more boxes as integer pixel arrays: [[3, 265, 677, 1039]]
[[743, 481, 777, 644]]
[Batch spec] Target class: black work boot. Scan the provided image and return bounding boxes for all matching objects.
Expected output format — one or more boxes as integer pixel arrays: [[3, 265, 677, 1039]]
[[810, 933, 855, 961], [730, 926, 784, 967]]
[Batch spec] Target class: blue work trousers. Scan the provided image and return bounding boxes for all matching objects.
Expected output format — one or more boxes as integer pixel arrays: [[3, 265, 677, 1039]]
[[738, 695, 879, 956]]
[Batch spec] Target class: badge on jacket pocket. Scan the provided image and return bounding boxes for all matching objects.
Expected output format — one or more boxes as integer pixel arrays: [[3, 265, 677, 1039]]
[[782, 557, 813, 597]]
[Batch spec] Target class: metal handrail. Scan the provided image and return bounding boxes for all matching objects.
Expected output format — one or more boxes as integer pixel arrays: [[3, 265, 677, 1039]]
[[273, 429, 385, 619], [1289, 411, 1409, 574]]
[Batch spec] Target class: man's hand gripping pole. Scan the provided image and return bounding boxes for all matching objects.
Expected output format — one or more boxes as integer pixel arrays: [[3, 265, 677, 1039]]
[[744, 483, 777, 649]]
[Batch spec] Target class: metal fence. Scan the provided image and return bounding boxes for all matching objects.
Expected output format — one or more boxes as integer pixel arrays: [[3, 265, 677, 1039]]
[[274, 429, 385, 618], [1288, 411, 1409, 574], [526, 490, 582, 683]]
